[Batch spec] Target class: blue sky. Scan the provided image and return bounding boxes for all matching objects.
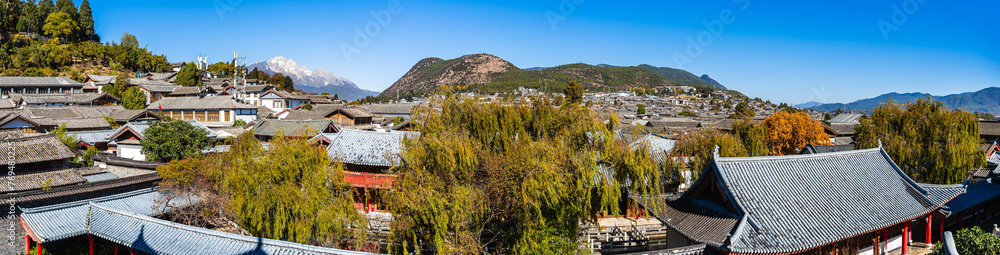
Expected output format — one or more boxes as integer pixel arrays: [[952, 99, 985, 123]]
[[89, 0, 999, 104]]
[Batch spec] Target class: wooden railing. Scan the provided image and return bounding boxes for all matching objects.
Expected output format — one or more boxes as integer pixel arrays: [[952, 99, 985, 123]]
[[344, 171, 397, 189]]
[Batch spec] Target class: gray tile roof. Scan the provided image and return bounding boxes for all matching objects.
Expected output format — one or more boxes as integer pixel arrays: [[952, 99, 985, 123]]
[[4, 133, 77, 165], [11, 93, 119, 105], [21, 188, 373, 254], [942, 180, 1000, 215], [659, 148, 964, 254], [326, 129, 418, 167], [136, 83, 181, 93], [828, 113, 865, 124], [0, 169, 86, 193], [148, 95, 257, 110], [798, 144, 856, 154], [826, 123, 857, 136], [981, 121, 1000, 136], [366, 103, 418, 115], [0, 76, 84, 86], [253, 119, 338, 137]]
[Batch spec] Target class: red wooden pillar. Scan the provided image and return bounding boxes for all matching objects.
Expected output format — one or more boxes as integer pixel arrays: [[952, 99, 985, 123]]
[[36, 243, 41, 255], [939, 218, 944, 243], [364, 187, 369, 214], [925, 215, 932, 244], [882, 229, 887, 253], [89, 234, 93, 255], [115, 243, 118, 255], [24, 235, 29, 255], [902, 221, 910, 255]]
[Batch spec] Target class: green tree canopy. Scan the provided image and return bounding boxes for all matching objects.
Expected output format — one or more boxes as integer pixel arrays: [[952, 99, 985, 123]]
[[673, 129, 747, 180], [563, 80, 583, 104], [121, 86, 147, 110], [54, 123, 76, 148], [141, 119, 209, 162], [78, 0, 97, 41], [637, 104, 646, 115], [855, 97, 983, 184], [387, 95, 661, 253], [928, 227, 1000, 255], [729, 102, 754, 119], [42, 12, 78, 39], [156, 133, 366, 249], [175, 62, 199, 86]]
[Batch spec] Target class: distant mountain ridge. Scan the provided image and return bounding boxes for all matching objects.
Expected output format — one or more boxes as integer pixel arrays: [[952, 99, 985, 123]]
[[637, 64, 727, 90], [808, 87, 1000, 114], [249, 56, 379, 100], [379, 54, 727, 99]]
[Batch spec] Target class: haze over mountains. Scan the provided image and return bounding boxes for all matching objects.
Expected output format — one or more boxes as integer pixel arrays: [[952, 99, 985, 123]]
[[801, 87, 1000, 114], [379, 53, 728, 99], [249, 56, 379, 100]]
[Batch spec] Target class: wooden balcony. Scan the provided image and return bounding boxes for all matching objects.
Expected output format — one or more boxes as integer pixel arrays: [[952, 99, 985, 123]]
[[343, 171, 397, 189]]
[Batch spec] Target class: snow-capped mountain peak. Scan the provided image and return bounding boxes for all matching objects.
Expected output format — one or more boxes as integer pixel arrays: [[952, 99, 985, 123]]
[[248, 56, 380, 100]]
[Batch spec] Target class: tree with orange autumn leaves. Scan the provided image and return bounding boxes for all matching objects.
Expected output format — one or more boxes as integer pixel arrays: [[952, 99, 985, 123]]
[[763, 110, 831, 155]]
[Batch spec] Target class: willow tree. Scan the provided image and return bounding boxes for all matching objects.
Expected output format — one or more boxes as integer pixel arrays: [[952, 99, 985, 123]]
[[855, 97, 983, 184], [387, 94, 661, 254], [156, 132, 367, 249], [673, 129, 747, 180], [731, 119, 768, 157]]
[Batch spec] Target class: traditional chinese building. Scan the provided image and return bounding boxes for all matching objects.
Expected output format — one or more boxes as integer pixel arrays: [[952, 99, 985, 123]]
[[648, 146, 964, 255]]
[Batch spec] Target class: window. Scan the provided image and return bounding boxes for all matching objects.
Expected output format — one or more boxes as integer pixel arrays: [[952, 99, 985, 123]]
[[208, 111, 220, 122], [273, 101, 283, 109], [224, 111, 231, 122]]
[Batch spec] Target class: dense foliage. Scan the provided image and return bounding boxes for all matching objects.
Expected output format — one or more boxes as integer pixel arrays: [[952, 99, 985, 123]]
[[121, 86, 146, 110], [53, 122, 75, 148], [156, 133, 367, 249], [174, 62, 199, 86], [0, 32, 170, 75], [141, 119, 209, 162], [387, 93, 662, 254], [673, 129, 747, 180], [763, 110, 831, 155], [563, 80, 583, 104], [731, 119, 768, 157], [928, 227, 1000, 255], [855, 97, 983, 184]]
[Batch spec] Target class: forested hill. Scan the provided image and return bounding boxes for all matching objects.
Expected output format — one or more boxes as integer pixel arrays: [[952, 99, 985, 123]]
[[0, 0, 173, 79], [809, 87, 1000, 114], [380, 54, 732, 99]]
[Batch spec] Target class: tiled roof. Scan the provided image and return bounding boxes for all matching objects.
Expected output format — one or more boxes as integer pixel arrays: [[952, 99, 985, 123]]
[[798, 144, 855, 154], [326, 129, 418, 167], [5, 134, 77, 165], [942, 180, 1000, 215], [661, 148, 964, 254], [252, 119, 337, 137], [148, 96, 257, 110], [262, 90, 309, 100], [21, 188, 373, 254], [108, 109, 159, 122], [25, 105, 123, 119], [145, 72, 177, 82], [243, 85, 273, 93], [88, 204, 375, 255], [11, 93, 119, 105], [0, 76, 84, 86], [137, 83, 181, 93], [20, 188, 194, 243], [826, 123, 856, 135], [0, 169, 86, 193], [828, 113, 865, 124], [332, 107, 374, 119], [366, 104, 417, 115], [167, 86, 202, 96], [981, 121, 1000, 136], [86, 74, 117, 84]]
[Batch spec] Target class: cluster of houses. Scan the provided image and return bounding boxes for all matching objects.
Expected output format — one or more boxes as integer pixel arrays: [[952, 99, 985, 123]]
[[4, 73, 1000, 254], [0, 75, 420, 254]]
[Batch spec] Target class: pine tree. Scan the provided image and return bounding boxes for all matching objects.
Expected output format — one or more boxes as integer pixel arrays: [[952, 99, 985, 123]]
[[78, 0, 96, 41]]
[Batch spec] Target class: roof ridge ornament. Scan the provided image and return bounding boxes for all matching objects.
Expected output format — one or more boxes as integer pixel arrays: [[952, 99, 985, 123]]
[[713, 145, 720, 158], [878, 139, 883, 149]]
